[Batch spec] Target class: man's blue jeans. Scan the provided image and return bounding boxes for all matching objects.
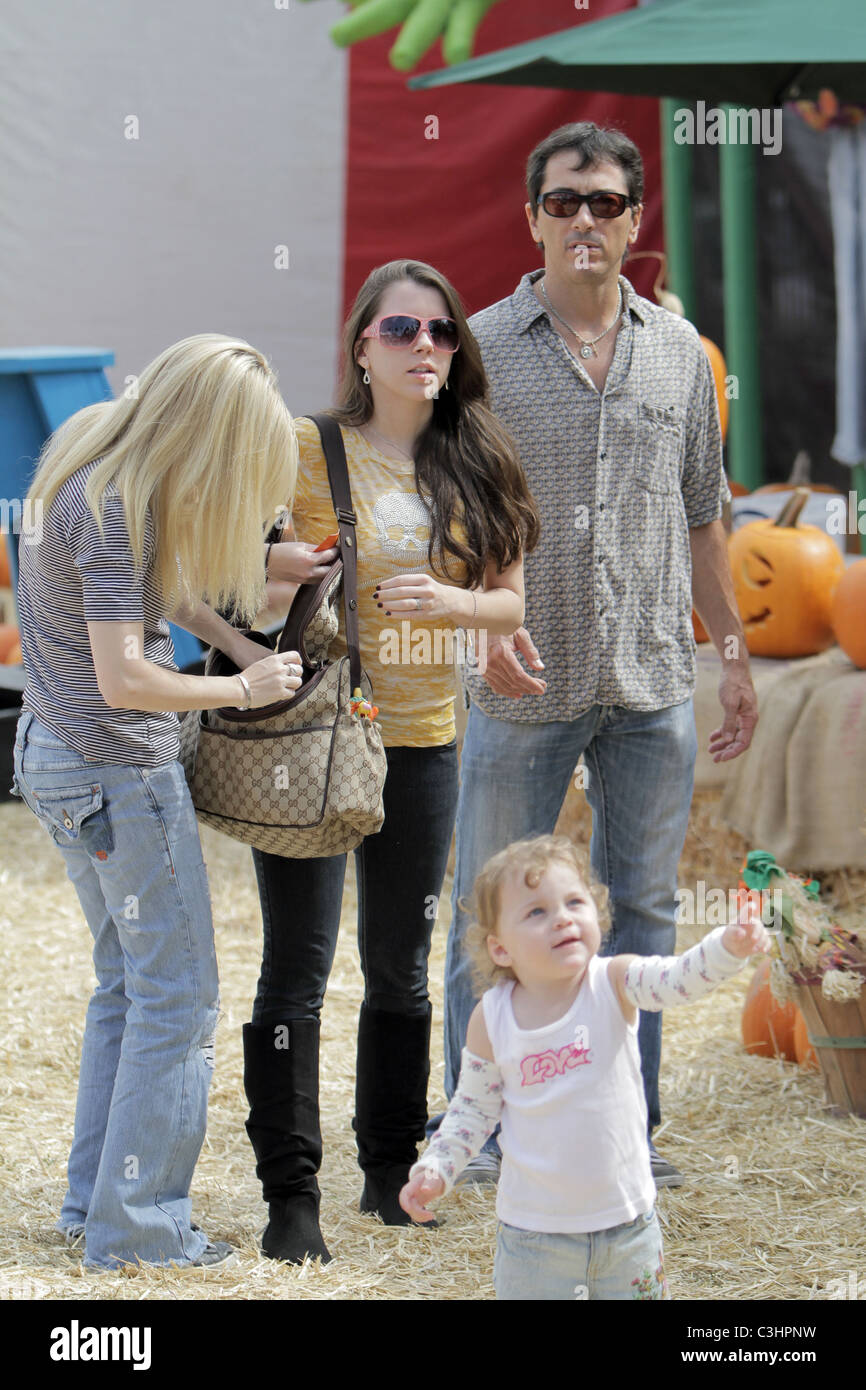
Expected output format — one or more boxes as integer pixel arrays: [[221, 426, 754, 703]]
[[12, 712, 219, 1269], [443, 699, 697, 1134]]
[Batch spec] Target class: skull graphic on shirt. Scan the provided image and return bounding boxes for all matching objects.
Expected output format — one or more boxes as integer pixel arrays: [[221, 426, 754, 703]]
[[373, 491, 431, 559]]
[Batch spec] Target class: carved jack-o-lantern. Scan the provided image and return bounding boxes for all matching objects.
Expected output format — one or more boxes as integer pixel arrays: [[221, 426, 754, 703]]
[[727, 489, 845, 658]]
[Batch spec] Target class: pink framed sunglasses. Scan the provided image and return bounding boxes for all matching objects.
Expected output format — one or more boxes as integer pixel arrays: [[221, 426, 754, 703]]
[[359, 314, 460, 353]]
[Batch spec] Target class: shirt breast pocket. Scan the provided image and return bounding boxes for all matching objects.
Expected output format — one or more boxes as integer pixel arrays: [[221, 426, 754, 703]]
[[636, 402, 684, 495]]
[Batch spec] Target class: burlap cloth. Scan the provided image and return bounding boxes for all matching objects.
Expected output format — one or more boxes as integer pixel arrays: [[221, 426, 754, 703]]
[[453, 647, 866, 870], [694, 644, 866, 870]]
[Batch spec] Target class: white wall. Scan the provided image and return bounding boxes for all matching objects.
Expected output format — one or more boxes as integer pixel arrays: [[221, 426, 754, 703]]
[[0, 0, 347, 415]]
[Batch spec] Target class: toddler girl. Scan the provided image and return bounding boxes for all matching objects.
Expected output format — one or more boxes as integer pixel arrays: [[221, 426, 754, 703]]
[[400, 835, 770, 1299]]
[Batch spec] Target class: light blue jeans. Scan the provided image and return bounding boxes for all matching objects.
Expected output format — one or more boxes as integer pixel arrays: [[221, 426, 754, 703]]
[[443, 699, 697, 1132], [494, 1209, 669, 1300], [12, 711, 219, 1269]]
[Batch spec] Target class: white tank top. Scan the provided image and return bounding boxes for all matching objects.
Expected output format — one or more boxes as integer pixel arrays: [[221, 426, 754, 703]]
[[482, 956, 657, 1233]]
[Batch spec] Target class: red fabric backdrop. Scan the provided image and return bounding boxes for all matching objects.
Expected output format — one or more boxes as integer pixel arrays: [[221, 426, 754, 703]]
[[343, 0, 663, 332]]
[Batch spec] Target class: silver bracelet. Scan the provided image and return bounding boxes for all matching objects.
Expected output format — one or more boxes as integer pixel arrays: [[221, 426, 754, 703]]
[[456, 590, 477, 636], [236, 673, 252, 710]]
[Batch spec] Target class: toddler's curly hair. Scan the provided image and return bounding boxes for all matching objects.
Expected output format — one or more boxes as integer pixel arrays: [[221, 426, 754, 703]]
[[462, 835, 611, 991]]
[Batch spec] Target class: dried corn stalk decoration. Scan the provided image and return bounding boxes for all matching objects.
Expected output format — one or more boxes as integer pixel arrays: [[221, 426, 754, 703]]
[[742, 850, 866, 1116], [740, 851, 866, 1003]]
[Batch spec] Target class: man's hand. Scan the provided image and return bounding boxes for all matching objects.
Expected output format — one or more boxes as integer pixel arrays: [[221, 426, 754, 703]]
[[708, 665, 758, 761], [482, 626, 546, 698], [689, 520, 757, 762]]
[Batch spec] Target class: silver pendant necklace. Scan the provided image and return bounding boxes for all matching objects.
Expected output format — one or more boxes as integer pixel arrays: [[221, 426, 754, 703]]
[[540, 279, 623, 359], [361, 422, 414, 461]]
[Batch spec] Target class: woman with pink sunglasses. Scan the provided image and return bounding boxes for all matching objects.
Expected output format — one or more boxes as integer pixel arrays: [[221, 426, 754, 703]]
[[243, 259, 539, 1265]]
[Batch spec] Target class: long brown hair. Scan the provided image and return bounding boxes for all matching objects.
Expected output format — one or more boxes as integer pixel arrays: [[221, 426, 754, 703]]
[[329, 260, 538, 586]]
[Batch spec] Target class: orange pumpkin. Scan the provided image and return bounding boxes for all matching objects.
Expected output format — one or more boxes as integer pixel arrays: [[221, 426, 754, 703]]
[[727, 479, 750, 498], [793, 1010, 819, 1070], [741, 957, 801, 1060], [0, 623, 20, 663], [4, 639, 22, 665], [831, 558, 866, 669], [699, 335, 729, 442], [0, 539, 11, 589], [727, 489, 845, 657]]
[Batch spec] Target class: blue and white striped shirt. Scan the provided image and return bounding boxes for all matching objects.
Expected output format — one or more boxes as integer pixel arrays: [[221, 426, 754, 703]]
[[17, 459, 180, 765]]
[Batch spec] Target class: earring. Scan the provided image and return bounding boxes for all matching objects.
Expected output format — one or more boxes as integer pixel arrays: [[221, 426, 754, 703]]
[[362, 369, 370, 385], [445, 379, 449, 391]]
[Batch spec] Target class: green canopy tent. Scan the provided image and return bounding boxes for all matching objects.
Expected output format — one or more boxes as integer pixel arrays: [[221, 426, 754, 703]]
[[409, 0, 866, 105], [409, 0, 866, 517]]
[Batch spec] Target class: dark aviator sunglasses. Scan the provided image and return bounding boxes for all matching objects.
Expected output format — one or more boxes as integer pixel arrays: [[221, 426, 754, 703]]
[[538, 189, 634, 219]]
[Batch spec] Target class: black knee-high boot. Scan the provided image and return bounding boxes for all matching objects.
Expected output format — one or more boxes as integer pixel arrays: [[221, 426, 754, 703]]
[[242, 1019, 332, 1264], [353, 1002, 434, 1226]]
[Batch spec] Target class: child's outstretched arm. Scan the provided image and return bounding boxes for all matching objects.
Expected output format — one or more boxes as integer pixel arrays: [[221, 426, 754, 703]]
[[609, 907, 771, 1020], [400, 1003, 504, 1223]]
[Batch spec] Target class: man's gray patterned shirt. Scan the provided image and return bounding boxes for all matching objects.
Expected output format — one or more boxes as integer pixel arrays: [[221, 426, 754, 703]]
[[464, 269, 729, 721]]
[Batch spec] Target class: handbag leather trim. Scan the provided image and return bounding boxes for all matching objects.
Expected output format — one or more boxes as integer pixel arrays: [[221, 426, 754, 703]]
[[208, 658, 333, 724]]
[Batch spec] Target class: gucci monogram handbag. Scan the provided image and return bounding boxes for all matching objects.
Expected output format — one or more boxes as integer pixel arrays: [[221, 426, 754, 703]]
[[178, 414, 387, 857]]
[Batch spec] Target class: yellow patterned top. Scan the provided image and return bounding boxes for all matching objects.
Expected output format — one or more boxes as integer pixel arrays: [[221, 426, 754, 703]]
[[290, 416, 471, 747]]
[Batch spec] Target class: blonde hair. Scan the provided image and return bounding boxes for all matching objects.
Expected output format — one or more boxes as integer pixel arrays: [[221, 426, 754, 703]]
[[463, 835, 611, 990], [28, 334, 297, 624]]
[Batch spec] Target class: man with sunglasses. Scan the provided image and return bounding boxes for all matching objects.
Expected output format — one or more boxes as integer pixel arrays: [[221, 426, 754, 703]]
[[442, 122, 757, 1190]]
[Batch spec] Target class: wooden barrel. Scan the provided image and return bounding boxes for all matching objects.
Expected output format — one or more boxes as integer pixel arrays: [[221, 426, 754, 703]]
[[796, 982, 866, 1117]]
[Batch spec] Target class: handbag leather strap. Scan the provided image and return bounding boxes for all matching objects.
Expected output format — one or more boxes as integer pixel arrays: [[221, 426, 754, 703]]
[[307, 414, 362, 692]]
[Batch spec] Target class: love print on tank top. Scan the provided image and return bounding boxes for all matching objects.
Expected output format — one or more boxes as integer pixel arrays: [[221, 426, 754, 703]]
[[519, 1040, 593, 1087]]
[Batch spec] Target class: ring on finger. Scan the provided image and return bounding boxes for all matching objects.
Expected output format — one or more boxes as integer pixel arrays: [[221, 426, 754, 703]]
[[414, 598, 423, 611]]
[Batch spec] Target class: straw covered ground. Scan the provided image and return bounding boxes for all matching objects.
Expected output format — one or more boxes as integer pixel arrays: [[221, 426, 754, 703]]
[[1, 785, 864, 1302]]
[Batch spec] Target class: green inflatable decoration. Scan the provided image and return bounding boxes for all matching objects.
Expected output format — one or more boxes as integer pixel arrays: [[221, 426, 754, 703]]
[[297, 0, 501, 71]]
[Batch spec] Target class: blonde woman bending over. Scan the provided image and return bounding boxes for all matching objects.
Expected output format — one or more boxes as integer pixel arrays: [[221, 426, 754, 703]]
[[12, 335, 302, 1271]]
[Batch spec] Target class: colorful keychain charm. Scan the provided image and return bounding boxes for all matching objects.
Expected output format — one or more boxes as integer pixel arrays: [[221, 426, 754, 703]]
[[350, 687, 379, 720]]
